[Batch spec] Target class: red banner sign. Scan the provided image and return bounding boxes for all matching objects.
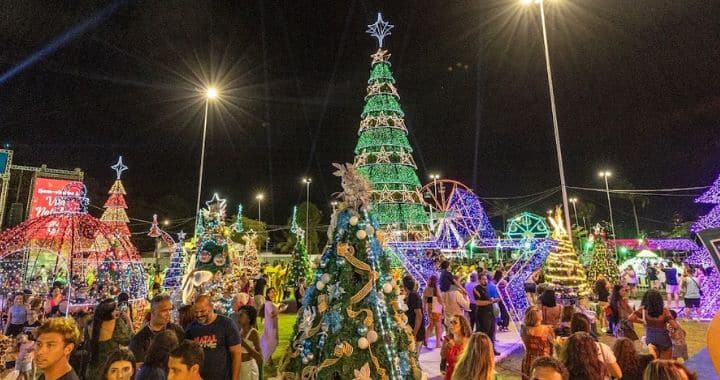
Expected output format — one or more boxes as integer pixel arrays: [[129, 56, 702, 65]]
[[29, 178, 84, 218]]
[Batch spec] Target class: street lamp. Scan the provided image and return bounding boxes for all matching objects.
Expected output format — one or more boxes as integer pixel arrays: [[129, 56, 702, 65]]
[[522, 0, 573, 240], [569, 197, 579, 227], [255, 193, 264, 221], [302, 178, 312, 250], [598, 170, 617, 258], [195, 87, 219, 221], [428, 174, 440, 227]]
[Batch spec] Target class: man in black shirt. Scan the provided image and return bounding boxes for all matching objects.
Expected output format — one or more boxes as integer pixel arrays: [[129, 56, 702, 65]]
[[474, 274, 500, 355], [253, 271, 267, 313], [185, 295, 242, 380], [130, 294, 185, 365], [35, 318, 81, 380], [402, 275, 424, 358]]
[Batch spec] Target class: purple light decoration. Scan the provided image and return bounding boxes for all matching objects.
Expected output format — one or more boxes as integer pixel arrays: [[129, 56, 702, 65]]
[[684, 171, 720, 318], [609, 239, 698, 251], [502, 239, 556, 323]]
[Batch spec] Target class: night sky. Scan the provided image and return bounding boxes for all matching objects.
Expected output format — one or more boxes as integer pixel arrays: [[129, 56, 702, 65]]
[[2, 0, 719, 240]]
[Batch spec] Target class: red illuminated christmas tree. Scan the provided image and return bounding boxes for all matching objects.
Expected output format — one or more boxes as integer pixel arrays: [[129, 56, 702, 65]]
[[100, 156, 131, 237]]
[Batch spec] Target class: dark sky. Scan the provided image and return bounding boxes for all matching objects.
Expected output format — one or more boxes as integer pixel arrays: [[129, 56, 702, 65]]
[[2, 0, 720, 238]]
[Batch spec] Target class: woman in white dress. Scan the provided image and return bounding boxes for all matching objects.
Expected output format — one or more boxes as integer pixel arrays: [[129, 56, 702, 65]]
[[260, 287, 287, 364], [237, 305, 262, 380]]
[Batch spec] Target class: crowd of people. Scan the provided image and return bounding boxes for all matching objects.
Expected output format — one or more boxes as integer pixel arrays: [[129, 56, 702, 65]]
[[0, 267, 286, 380], [0, 254, 710, 380]]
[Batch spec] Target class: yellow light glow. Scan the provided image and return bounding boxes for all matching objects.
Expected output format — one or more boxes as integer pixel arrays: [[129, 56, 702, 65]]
[[256, 193, 264, 201], [206, 87, 218, 99]]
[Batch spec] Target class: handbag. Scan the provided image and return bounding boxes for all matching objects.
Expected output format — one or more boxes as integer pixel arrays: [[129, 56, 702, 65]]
[[493, 302, 500, 318], [691, 277, 704, 297]]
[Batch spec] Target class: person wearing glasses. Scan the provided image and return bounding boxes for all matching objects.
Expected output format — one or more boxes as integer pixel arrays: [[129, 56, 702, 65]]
[[441, 315, 471, 380]]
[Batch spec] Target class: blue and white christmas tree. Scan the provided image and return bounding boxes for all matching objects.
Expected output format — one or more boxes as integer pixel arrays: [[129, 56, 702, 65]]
[[163, 231, 186, 290]]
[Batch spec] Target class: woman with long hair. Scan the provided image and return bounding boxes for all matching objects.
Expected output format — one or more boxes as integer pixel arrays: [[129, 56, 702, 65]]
[[613, 337, 655, 380], [610, 284, 636, 339], [629, 289, 681, 359], [135, 329, 180, 379], [643, 359, 698, 380], [442, 314, 472, 380], [260, 287, 287, 364], [451, 332, 495, 380], [521, 305, 554, 378], [594, 274, 610, 332], [237, 305, 262, 380], [539, 289, 562, 327], [101, 348, 136, 380], [86, 298, 132, 380], [561, 332, 608, 380], [493, 269, 510, 332], [422, 274, 444, 348]]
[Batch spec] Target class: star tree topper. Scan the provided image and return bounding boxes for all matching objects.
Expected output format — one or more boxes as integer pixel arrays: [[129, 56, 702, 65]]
[[205, 193, 227, 219], [366, 13, 393, 48], [111, 156, 128, 180]]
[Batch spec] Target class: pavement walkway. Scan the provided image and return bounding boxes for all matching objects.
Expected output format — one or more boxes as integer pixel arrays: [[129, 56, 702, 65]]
[[417, 322, 523, 380]]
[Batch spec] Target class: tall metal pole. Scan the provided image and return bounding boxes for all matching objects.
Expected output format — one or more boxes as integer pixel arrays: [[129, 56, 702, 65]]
[[603, 175, 617, 257], [570, 199, 579, 227], [195, 98, 210, 221], [305, 180, 311, 251], [258, 200, 262, 221], [539, 0, 573, 239]]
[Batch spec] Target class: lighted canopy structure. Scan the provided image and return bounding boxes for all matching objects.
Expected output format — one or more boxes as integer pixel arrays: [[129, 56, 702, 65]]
[[0, 182, 146, 310], [506, 212, 551, 239]]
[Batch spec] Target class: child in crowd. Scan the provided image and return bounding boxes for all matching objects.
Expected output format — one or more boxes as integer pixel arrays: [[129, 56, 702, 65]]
[[15, 334, 34, 380], [668, 310, 688, 362]]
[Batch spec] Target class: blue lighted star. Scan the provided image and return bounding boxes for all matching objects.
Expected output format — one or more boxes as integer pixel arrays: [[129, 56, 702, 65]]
[[111, 156, 128, 180], [366, 13, 394, 48], [177, 230, 186, 241]]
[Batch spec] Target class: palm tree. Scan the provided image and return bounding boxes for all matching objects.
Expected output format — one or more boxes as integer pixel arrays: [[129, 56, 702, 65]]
[[613, 178, 649, 237], [576, 201, 596, 231]]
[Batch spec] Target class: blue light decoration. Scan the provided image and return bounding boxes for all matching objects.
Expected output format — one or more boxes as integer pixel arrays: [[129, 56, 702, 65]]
[[506, 212, 550, 239], [366, 13, 394, 48]]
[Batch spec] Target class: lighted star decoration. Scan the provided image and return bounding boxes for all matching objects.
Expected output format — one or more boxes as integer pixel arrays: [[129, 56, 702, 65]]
[[366, 13, 393, 48], [370, 49, 390, 64], [205, 193, 227, 219], [111, 156, 128, 180], [177, 230, 186, 241]]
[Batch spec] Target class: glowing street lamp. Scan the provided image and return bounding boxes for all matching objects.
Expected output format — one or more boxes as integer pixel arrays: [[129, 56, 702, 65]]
[[598, 170, 617, 259], [256, 193, 264, 221], [195, 86, 220, 223], [522, 0, 573, 240], [302, 178, 312, 250], [569, 197, 579, 227]]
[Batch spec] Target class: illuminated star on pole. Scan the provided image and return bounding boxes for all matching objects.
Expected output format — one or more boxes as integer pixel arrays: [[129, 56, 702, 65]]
[[366, 13, 394, 48], [111, 156, 128, 180], [177, 230, 186, 241]]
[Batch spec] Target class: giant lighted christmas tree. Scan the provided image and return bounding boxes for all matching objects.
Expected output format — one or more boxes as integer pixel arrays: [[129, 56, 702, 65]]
[[353, 14, 429, 241], [100, 156, 131, 237], [586, 225, 620, 284], [286, 206, 311, 292], [279, 163, 421, 380], [545, 207, 590, 298]]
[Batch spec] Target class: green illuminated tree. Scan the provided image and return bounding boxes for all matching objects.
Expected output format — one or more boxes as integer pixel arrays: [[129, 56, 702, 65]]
[[278, 163, 421, 380], [286, 206, 312, 292], [545, 208, 591, 298], [586, 226, 620, 284], [353, 24, 429, 240]]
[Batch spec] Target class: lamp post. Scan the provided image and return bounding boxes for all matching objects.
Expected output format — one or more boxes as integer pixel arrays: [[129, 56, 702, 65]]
[[302, 178, 311, 250], [331, 201, 338, 211], [569, 197, 579, 227], [256, 193, 264, 221], [428, 174, 440, 229], [195, 87, 218, 221], [599, 170, 617, 259], [522, 0, 573, 240]]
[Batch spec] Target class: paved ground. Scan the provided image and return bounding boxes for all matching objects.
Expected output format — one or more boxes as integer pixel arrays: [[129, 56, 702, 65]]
[[418, 323, 523, 380]]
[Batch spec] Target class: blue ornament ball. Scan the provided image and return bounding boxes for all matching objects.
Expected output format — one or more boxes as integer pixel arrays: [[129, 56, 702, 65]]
[[357, 325, 368, 336]]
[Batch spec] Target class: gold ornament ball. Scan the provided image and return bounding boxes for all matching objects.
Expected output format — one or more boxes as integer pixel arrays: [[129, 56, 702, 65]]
[[367, 330, 378, 343], [350, 216, 359, 226], [316, 280, 326, 290], [356, 230, 367, 240], [365, 225, 375, 236], [357, 337, 369, 350], [382, 282, 393, 294]]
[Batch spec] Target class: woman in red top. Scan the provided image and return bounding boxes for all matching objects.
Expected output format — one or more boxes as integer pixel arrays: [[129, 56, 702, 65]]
[[628, 289, 680, 359], [442, 314, 471, 380]]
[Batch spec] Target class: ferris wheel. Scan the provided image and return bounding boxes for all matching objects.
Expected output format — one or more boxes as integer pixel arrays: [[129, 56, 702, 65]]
[[420, 179, 495, 249]]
